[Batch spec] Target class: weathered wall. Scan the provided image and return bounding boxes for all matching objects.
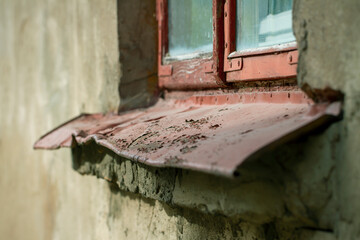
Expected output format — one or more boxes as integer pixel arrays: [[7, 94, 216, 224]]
[[293, 0, 360, 239], [0, 0, 122, 239], [117, 1, 159, 111], [0, 0, 359, 239]]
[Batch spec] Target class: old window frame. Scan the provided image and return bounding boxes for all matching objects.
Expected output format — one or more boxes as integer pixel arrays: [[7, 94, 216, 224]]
[[223, 0, 298, 82], [157, 0, 299, 89], [157, 0, 226, 90]]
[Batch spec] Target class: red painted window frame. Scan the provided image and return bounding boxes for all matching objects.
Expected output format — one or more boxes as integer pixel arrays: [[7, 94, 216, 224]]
[[156, 0, 226, 90], [157, 0, 299, 89], [223, 0, 298, 82]]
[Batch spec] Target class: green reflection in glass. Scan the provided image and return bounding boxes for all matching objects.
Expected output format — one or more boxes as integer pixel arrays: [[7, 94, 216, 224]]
[[236, 0, 295, 51], [168, 0, 213, 57]]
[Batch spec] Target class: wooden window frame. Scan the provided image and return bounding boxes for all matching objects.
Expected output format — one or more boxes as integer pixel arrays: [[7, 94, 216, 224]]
[[223, 0, 298, 82], [156, 0, 299, 89], [156, 0, 226, 90]]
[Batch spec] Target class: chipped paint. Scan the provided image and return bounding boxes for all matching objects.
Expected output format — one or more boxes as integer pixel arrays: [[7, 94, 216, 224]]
[[34, 91, 342, 177]]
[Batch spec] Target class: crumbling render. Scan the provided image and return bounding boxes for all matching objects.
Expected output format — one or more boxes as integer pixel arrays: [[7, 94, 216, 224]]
[[72, 134, 339, 236]]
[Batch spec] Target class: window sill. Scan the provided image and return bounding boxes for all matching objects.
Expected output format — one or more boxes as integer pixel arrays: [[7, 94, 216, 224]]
[[34, 90, 341, 178]]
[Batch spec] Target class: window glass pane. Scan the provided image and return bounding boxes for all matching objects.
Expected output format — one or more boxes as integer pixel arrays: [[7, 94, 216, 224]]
[[168, 0, 213, 57], [236, 0, 295, 51]]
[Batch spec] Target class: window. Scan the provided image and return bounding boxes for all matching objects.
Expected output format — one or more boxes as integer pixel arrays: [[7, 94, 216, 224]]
[[168, 0, 213, 57], [157, 0, 225, 89], [157, 0, 298, 87], [236, 0, 295, 51], [224, 0, 298, 81]]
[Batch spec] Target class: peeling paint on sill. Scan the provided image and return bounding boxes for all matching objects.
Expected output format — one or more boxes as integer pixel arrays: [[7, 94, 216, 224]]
[[34, 91, 342, 177]]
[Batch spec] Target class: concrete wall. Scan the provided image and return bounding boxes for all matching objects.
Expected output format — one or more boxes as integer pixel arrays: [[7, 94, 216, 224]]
[[293, 0, 360, 238], [0, 0, 359, 239], [0, 0, 121, 239]]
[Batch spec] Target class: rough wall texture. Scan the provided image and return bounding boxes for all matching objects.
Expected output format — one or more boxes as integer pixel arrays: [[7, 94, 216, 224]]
[[0, 0, 359, 239], [293, 1, 360, 239], [0, 0, 121, 239], [117, 0, 159, 111], [73, 138, 338, 229]]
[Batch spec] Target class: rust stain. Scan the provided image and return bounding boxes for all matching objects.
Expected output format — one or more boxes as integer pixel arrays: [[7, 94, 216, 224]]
[[209, 124, 220, 129], [185, 118, 210, 129], [241, 129, 253, 135], [180, 146, 198, 154]]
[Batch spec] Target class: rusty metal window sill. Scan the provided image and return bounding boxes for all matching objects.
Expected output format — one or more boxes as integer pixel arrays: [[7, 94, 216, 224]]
[[34, 90, 341, 178]]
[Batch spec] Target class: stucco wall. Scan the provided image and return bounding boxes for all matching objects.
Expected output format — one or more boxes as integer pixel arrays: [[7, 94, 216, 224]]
[[0, 0, 121, 239], [293, 0, 360, 239], [0, 0, 359, 239]]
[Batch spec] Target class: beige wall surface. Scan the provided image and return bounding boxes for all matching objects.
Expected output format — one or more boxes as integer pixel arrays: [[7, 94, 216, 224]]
[[1, 0, 360, 239], [293, 0, 360, 239], [0, 0, 122, 239]]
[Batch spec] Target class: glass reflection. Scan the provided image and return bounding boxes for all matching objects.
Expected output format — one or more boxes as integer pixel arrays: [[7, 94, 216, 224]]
[[236, 0, 295, 51], [168, 0, 213, 57]]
